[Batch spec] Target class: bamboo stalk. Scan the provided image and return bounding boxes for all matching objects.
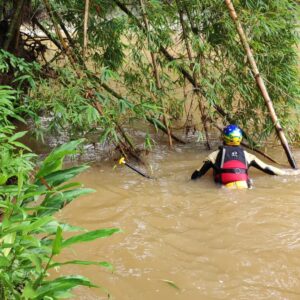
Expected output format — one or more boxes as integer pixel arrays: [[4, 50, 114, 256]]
[[139, 0, 173, 148], [176, 0, 211, 149], [83, 0, 90, 58], [224, 0, 297, 169]]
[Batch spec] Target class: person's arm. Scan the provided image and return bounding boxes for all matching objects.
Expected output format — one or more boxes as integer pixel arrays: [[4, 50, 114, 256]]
[[191, 150, 219, 180], [191, 160, 213, 180], [246, 152, 292, 175]]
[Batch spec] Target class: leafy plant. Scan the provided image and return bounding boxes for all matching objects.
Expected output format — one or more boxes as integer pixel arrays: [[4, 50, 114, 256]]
[[0, 86, 120, 299]]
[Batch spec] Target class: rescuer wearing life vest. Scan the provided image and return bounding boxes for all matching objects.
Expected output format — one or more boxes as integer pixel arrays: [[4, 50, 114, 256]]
[[191, 124, 297, 189]]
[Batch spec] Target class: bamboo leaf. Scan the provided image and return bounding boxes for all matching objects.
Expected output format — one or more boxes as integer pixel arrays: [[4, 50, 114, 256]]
[[8, 130, 27, 142], [161, 279, 180, 290], [10, 141, 32, 151], [49, 260, 114, 272], [62, 228, 121, 248], [52, 226, 63, 255], [23, 216, 53, 234]]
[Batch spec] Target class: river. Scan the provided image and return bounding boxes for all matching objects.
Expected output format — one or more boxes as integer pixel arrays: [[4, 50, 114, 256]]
[[54, 144, 300, 300]]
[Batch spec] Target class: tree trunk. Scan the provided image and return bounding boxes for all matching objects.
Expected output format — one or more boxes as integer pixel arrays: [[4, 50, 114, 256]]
[[224, 0, 297, 169], [3, 0, 25, 51]]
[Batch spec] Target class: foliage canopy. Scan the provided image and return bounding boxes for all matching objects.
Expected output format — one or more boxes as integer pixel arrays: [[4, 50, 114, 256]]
[[0, 0, 299, 152]]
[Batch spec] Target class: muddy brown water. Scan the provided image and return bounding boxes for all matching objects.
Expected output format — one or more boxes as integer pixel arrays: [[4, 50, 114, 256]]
[[55, 145, 300, 300]]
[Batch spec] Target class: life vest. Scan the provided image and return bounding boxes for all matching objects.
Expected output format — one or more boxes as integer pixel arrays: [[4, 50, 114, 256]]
[[214, 146, 249, 185]]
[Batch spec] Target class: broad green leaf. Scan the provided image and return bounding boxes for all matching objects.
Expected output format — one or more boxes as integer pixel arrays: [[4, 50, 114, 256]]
[[36, 139, 84, 178], [3, 221, 31, 234], [22, 284, 37, 298], [62, 228, 121, 248], [33, 275, 98, 299], [37, 188, 95, 216], [2, 232, 16, 256], [0, 256, 10, 267], [52, 226, 63, 255], [56, 182, 82, 191], [35, 165, 89, 188], [0, 174, 8, 185]]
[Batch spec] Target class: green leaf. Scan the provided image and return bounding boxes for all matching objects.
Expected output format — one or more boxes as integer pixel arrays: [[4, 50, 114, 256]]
[[161, 279, 180, 290], [35, 165, 89, 188], [33, 275, 98, 299], [23, 216, 53, 234], [2, 232, 16, 256], [52, 226, 63, 255], [36, 221, 86, 235], [62, 228, 121, 248], [36, 139, 84, 178], [38, 188, 95, 216], [49, 260, 114, 272], [22, 284, 37, 298], [56, 182, 82, 191], [8, 130, 27, 142], [0, 174, 8, 185], [22, 253, 43, 273], [0, 256, 10, 267], [10, 141, 32, 151]]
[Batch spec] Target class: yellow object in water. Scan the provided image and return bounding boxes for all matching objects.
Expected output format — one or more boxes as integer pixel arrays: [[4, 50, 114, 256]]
[[118, 157, 126, 165], [224, 181, 248, 189]]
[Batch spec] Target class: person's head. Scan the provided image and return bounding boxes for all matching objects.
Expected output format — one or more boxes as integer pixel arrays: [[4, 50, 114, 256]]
[[222, 124, 243, 146]]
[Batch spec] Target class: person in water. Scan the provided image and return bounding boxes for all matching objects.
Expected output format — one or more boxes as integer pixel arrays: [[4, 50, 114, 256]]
[[191, 124, 299, 188]]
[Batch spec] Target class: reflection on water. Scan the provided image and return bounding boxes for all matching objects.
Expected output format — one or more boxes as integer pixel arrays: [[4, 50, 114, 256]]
[[57, 145, 300, 300]]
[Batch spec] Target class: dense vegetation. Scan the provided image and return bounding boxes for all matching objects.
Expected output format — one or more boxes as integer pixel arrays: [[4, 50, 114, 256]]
[[0, 0, 299, 157], [0, 86, 120, 299]]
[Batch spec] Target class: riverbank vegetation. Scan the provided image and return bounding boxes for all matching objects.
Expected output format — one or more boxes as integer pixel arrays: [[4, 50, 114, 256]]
[[0, 86, 120, 299], [0, 0, 299, 159]]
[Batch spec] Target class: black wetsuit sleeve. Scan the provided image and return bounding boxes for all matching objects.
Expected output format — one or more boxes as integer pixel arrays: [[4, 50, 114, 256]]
[[248, 159, 277, 175], [191, 161, 213, 180]]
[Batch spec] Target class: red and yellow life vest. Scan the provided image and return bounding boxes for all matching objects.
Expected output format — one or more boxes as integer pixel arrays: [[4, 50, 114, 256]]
[[214, 146, 249, 185]]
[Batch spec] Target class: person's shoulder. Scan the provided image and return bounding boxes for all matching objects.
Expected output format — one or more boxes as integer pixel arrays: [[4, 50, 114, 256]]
[[207, 149, 220, 162], [242, 149, 257, 162]]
